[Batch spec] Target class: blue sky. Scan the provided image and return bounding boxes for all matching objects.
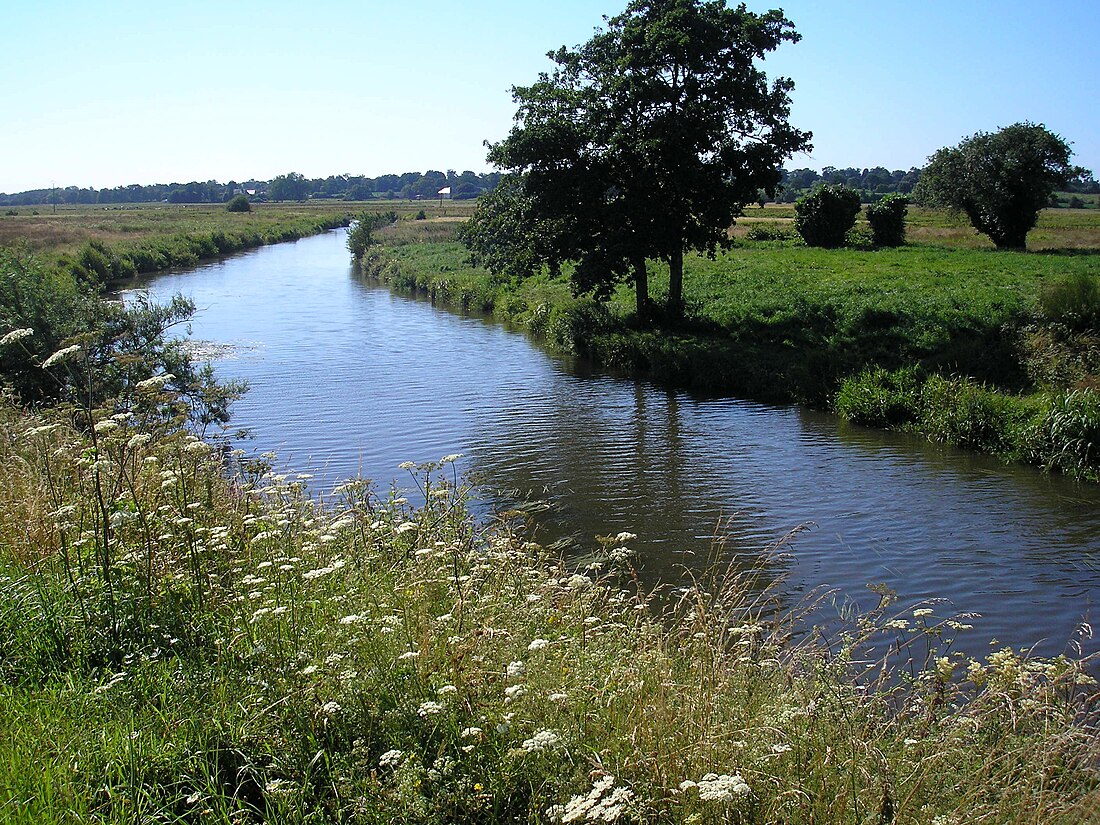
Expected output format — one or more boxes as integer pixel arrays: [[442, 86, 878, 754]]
[[1, 0, 1096, 192]]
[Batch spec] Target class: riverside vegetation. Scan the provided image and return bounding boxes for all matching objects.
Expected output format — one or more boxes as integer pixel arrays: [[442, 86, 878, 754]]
[[355, 204, 1100, 481]]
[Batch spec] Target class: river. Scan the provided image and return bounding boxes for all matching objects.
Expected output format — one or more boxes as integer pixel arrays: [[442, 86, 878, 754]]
[[127, 228, 1100, 660]]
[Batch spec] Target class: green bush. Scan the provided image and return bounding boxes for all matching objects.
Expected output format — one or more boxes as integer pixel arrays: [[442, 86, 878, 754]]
[[415, 209, 427, 220], [744, 222, 796, 242], [835, 366, 923, 427], [1038, 272, 1100, 331], [793, 184, 861, 248], [226, 194, 251, 213], [865, 194, 909, 247]]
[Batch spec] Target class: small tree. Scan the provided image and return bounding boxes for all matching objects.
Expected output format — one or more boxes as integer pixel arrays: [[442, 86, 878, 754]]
[[913, 122, 1077, 250], [346, 211, 397, 258], [865, 194, 908, 247], [226, 195, 251, 213], [794, 184, 861, 248]]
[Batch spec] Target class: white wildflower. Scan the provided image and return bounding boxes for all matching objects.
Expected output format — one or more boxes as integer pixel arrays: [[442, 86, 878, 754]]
[[504, 684, 527, 701], [436, 684, 458, 696], [41, 344, 81, 368], [94, 419, 119, 432], [398, 650, 419, 661], [0, 328, 33, 346], [397, 461, 416, 470], [770, 743, 792, 754], [913, 608, 934, 617], [440, 453, 463, 463], [320, 701, 341, 716], [506, 660, 526, 678], [378, 749, 404, 768], [528, 638, 550, 651], [522, 729, 560, 753], [126, 433, 152, 450], [395, 521, 418, 535], [418, 701, 444, 717], [695, 773, 750, 802], [461, 727, 482, 738], [135, 373, 174, 389], [548, 692, 568, 702], [613, 532, 637, 543]]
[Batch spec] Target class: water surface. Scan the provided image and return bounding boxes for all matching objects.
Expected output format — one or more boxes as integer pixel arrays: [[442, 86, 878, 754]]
[[130, 229, 1100, 659]]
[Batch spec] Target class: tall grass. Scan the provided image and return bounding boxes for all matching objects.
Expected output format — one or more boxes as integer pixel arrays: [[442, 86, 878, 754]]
[[0, 389, 1097, 823]]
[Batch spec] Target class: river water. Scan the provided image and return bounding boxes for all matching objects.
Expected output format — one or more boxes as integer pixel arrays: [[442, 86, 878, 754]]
[[129, 228, 1100, 659]]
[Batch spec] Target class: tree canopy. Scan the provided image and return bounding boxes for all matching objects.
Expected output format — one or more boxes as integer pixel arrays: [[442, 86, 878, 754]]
[[913, 122, 1080, 250], [465, 0, 811, 317]]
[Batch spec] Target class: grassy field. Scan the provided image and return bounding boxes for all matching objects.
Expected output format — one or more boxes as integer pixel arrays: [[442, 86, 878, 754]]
[[0, 394, 1096, 823]]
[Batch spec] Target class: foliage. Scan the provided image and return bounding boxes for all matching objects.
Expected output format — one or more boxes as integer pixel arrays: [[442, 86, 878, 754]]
[[744, 222, 798, 242], [480, 0, 811, 316], [346, 211, 398, 258], [225, 194, 251, 212], [1038, 272, 1100, 332], [793, 184, 862, 248], [1, 398, 1098, 822], [865, 193, 909, 247], [913, 122, 1079, 250]]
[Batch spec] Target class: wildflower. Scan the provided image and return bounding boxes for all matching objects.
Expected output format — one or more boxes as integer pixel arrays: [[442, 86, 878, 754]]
[[126, 433, 152, 450], [0, 328, 33, 346], [461, 727, 482, 738], [440, 453, 463, 463], [436, 684, 458, 696], [398, 461, 416, 470], [398, 650, 419, 661], [507, 660, 526, 678], [522, 729, 560, 752], [320, 701, 341, 716], [136, 373, 174, 389], [555, 774, 634, 823], [695, 773, 750, 802], [913, 608, 934, 617], [770, 743, 792, 754], [613, 532, 637, 543], [418, 701, 444, 717], [567, 574, 590, 590], [504, 684, 527, 701], [548, 692, 568, 702], [379, 749, 404, 768], [395, 521, 418, 535], [528, 638, 550, 651], [94, 420, 119, 433], [41, 344, 81, 368]]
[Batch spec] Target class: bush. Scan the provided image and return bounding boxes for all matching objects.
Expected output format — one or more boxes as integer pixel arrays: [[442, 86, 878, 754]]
[[415, 210, 427, 221], [835, 366, 922, 427], [865, 194, 908, 247], [744, 222, 796, 242], [1039, 272, 1100, 332], [793, 184, 861, 248], [226, 194, 251, 213]]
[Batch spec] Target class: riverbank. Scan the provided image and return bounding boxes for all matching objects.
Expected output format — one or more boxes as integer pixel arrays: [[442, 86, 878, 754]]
[[0, 202, 356, 285], [360, 211, 1100, 480], [1, 396, 1097, 823]]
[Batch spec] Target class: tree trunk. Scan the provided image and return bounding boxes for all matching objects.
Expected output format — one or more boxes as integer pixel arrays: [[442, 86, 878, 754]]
[[633, 255, 649, 321], [668, 247, 684, 318]]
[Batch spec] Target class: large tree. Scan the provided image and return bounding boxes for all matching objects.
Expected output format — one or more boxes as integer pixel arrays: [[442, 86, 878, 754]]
[[469, 0, 811, 318], [913, 123, 1080, 250]]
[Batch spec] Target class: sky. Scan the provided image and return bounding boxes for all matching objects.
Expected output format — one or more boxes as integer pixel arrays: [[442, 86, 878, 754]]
[[1, 0, 1097, 193]]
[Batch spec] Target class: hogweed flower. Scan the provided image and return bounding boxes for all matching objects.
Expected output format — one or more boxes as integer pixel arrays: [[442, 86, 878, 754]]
[[40, 344, 81, 368], [0, 328, 33, 346]]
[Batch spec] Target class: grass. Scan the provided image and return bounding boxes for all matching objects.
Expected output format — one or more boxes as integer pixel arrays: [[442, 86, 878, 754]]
[[0, 392, 1097, 824]]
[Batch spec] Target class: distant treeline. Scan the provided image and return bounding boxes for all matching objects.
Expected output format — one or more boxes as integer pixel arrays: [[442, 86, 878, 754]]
[[779, 165, 1098, 204], [4, 164, 1095, 208], [0, 170, 503, 207]]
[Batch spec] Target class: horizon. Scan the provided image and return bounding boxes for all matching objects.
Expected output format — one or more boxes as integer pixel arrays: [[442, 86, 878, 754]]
[[2, 1, 1097, 194]]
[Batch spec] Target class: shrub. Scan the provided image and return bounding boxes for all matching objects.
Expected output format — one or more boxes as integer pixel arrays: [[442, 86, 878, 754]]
[[1038, 272, 1100, 331], [226, 194, 251, 213], [835, 366, 922, 428], [415, 210, 427, 221], [865, 194, 909, 247], [744, 222, 796, 242], [793, 184, 861, 248]]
